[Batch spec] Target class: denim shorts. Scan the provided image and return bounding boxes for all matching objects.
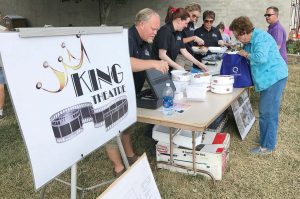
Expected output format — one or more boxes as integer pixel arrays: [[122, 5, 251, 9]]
[[0, 68, 5, 84]]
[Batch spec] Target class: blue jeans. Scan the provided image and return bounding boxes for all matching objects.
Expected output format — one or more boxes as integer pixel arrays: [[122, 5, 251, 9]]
[[259, 77, 287, 150]]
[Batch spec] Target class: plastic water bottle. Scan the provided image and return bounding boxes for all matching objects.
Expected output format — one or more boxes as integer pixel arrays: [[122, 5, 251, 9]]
[[162, 83, 174, 116]]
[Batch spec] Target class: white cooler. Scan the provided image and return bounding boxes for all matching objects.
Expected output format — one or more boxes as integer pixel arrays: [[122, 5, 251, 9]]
[[156, 141, 229, 180], [154, 125, 231, 180]]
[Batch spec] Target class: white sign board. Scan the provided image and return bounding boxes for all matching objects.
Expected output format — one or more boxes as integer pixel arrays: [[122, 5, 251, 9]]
[[0, 29, 136, 189], [231, 90, 255, 140], [98, 154, 161, 199]]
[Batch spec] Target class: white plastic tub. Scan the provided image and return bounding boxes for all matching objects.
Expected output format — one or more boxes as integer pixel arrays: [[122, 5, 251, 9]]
[[171, 70, 191, 82], [186, 84, 207, 101]]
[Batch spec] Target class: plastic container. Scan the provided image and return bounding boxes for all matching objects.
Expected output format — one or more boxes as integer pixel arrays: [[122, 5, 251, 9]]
[[191, 73, 211, 84], [171, 70, 191, 82], [173, 81, 189, 93], [162, 83, 174, 116], [186, 84, 207, 101], [174, 91, 184, 101], [211, 75, 234, 85]]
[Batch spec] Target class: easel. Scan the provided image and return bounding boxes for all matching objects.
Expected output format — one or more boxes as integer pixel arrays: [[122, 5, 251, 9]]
[[17, 26, 130, 199], [38, 134, 129, 199]]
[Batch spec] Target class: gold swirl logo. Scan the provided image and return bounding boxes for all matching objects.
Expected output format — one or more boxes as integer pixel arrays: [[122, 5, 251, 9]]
[[36, 34, 90, 93]]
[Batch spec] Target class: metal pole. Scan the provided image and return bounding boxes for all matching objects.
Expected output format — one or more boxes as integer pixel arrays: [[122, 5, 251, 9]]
[[169, 127, 174, 165], [192, 131, 196, 172], [290, 0, 294, 29], [296, 0, 300, 31], [71, 164, 77, 199]]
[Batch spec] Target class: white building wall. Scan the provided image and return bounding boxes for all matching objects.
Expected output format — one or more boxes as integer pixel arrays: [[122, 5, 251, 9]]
[[0, 0, 291, 33], [107, 0, 290, 33]]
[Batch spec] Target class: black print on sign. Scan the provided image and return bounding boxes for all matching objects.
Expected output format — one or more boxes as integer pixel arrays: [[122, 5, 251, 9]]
[[50, 96, 128, 143]]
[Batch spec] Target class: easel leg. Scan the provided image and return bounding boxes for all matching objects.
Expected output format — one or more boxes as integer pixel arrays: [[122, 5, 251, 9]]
[[117, 134, 129, 169], [71, 164, 77, 199], [39, 186, 47, 199]]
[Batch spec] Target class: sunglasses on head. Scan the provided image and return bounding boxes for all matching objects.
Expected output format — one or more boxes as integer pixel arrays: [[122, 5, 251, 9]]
[[264, 14, 275, 17], [204, 19, 214, 23]]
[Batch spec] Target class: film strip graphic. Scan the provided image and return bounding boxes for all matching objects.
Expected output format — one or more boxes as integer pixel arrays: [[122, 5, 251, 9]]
[[50, 96, 128, 143]]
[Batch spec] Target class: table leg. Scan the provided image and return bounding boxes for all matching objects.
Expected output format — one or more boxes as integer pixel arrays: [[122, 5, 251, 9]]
[[192, 131, 196, 173], [169, 127, 174, 165]]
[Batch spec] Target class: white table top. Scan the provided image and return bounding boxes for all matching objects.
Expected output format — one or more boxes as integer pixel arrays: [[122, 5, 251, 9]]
[[137, 88, 246, 132]]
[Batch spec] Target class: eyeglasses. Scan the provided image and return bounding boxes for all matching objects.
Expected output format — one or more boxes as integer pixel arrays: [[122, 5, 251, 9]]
[[191, 14, 199, 19], [264, 14, 275, 18], [233, 32, 244, 39], [204, 19, 214, 24]]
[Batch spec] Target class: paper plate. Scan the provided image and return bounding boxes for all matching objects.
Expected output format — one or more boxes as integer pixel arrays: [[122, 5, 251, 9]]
[[208, 47, 227, 53]]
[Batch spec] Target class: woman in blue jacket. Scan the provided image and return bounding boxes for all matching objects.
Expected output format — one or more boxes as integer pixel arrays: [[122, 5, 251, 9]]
[[229, 16, 288, 155]]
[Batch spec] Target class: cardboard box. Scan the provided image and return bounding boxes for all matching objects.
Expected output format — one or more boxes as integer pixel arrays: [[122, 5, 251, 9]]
[[153, 125, 203, 149], [201, 132, 230, 150], [173, 130, 203, 149], [152, 125, 180, 144], [153, 125, 230, 180], [156, 141, 229, 180]]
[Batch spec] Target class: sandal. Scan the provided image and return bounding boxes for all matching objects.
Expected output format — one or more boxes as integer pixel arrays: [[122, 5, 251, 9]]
[[113, 168, 125, 178], [249, 146, 272, 155], [127, 154, 139, 166]]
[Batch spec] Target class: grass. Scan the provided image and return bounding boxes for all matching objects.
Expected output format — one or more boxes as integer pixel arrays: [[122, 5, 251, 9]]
[[0, 64, 299, 199]]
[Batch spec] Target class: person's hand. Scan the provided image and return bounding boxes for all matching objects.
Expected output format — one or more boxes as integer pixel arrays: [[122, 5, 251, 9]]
[[153, 60, 169, 74], [218, 40, 224, 46], [194, 36, 204, 46], [199, 46, 209, 55], [238, 50, 249, 58], [177, 66, 186, 71], [197, 62, 208, 72]]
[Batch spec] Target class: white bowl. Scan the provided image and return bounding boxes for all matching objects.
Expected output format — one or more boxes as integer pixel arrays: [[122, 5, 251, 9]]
[[227, 51, 239, 54], [191, 73, 211, 84], [192, 46, 208, 54], [211, 75, 234, 85], [208, 47, 227, 53], [171, 70, 191, 82], [211, 83, 233, 94]]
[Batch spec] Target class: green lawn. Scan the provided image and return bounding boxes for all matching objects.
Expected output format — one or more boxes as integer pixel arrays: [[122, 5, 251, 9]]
[[0, 64, 299, 199]]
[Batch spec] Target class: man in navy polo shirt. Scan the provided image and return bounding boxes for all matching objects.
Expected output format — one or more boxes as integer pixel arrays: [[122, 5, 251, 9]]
[[106, 8, 168, 177], [265, 6, 287, 63]]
